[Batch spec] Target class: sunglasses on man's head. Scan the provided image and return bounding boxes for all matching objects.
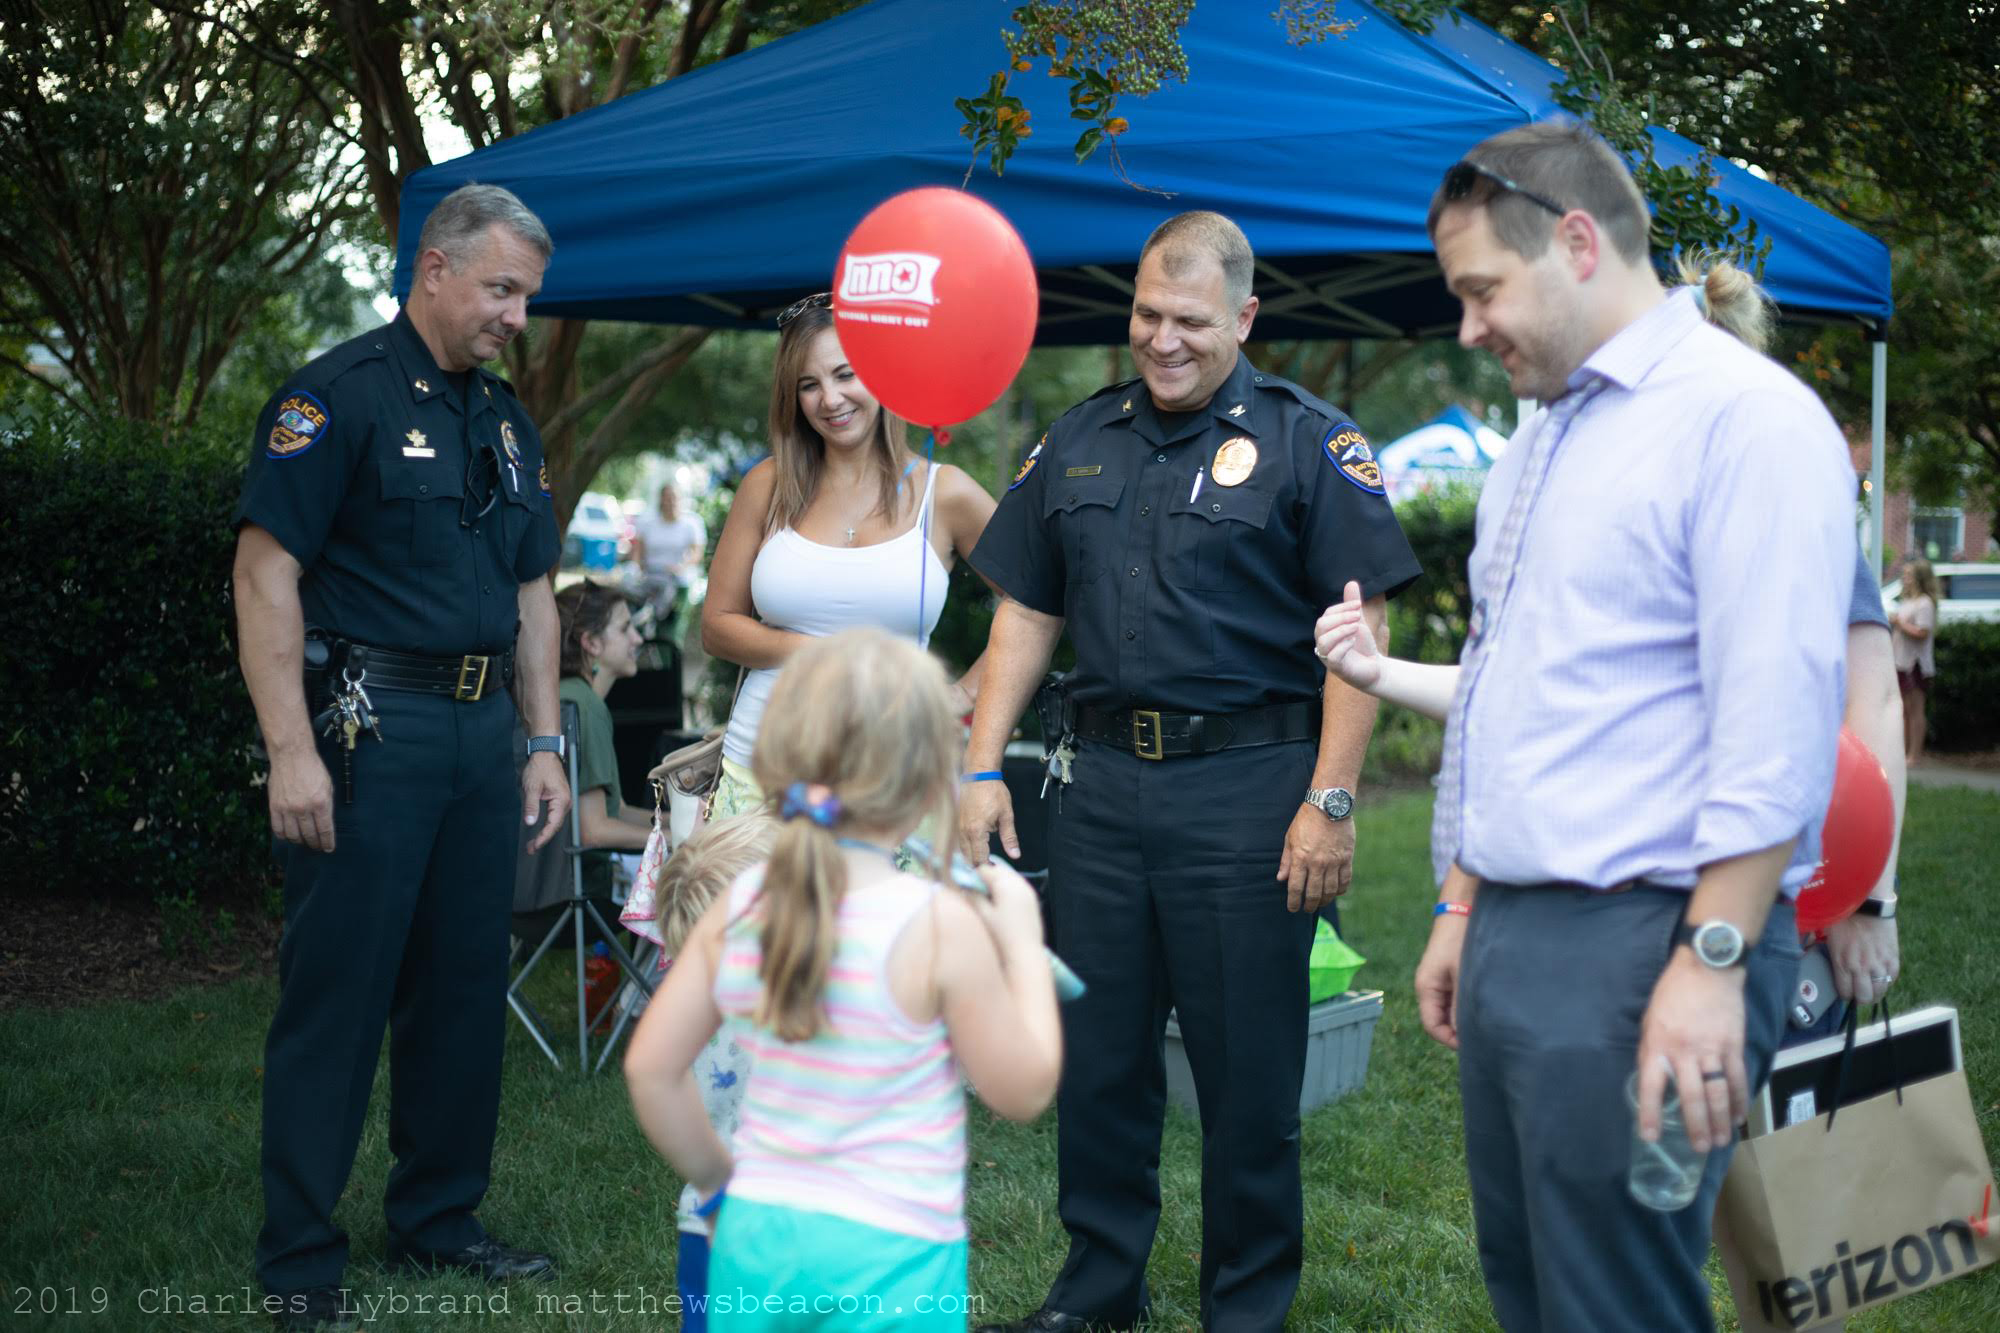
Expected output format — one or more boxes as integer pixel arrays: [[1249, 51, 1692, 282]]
[[776, 291, 833, 328], [1441, 161, 1566, 218]]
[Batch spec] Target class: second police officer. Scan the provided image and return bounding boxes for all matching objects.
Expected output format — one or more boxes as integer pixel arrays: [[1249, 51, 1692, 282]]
[[232, 184, 569, 1331], [962, 211, 1422, 1332]]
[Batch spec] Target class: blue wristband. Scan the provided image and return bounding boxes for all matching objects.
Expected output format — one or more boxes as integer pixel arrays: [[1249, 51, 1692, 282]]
[[961, 771, 1004, 783]]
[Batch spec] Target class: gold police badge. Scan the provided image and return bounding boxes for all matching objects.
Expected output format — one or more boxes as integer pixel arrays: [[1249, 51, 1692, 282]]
[[1211, 437, 1258, 487]]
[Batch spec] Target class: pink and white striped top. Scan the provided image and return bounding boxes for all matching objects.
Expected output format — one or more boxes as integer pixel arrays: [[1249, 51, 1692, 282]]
[[712, 865, 967, 1242]]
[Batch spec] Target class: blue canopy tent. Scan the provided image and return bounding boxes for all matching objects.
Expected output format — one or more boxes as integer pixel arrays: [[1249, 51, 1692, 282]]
[[394, 0, 1894, 554]]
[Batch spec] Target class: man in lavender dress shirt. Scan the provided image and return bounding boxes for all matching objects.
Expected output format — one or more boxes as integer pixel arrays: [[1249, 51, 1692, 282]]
[[1390, 122, 1851, 1331]]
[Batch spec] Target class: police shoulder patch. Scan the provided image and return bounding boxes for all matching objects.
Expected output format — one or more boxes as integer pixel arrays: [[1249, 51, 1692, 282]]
[[538, 461, 551, 497], [1321, 424, 1384, 495], [267, 391, 329, 459], [1009, 434, 1046, 491]]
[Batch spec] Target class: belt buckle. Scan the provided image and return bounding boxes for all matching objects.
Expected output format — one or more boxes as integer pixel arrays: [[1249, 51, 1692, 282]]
[[1131, 709, 1164, 761], [455, 654, 490, 701]]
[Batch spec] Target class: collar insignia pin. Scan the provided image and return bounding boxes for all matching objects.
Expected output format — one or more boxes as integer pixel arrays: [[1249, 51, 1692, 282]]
[[413, 378, 429, 393], [1121, 398, 1132, 412], [1228, 404, 1246, 417]]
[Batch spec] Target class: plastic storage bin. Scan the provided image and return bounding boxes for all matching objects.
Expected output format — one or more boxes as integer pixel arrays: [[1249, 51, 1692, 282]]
[[1162, 989, 1384, 1121]]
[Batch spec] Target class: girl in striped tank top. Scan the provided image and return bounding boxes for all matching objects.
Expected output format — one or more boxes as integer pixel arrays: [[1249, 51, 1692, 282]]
[[626, 628, 1062, 1330]]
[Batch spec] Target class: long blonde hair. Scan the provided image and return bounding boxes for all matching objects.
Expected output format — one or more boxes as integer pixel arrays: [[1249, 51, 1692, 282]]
[[1676, 251, 1778, 353], [1902, 557, 1943, 604], [745, 629, 959, 1041], [656, 813, 778, 957], [763, 306, 910, 539]]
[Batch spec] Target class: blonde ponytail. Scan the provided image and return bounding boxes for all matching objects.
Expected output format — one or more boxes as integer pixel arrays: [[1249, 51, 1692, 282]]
[[754, 815, 843, 1042], [744, 629, 961, 1044], [1676, 251, 1777, 353]]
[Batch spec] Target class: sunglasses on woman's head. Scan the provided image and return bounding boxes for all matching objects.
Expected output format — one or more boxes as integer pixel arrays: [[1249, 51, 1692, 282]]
[[776, 291, 833, 328], [1441, 161, 1566, 218]]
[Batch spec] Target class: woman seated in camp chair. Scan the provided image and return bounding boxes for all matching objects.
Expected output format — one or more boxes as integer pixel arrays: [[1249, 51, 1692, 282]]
[[555, 582, 654, 893]]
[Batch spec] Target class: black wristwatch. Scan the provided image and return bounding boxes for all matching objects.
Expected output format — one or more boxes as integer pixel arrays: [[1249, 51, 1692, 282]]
[[1305, 787, 1354, 821], [525, 734, 566, 759], [1674, 919, 1746, 970], [1852, 895, 1898, 919]]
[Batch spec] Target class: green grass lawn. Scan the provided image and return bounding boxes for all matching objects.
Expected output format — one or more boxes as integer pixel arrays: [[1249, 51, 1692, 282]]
[[3, 785, 1996, 1331]]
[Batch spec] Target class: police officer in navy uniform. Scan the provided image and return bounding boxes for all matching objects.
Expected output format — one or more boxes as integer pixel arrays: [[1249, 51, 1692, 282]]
[[962, 212, 1421, 1333], [232, 184, 569, 1331]]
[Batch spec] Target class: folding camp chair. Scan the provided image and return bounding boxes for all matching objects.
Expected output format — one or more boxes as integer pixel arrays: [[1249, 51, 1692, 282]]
[[507, 699, 658, 1074]]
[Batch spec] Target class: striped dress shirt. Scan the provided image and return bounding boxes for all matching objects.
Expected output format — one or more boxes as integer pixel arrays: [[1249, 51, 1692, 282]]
[[1438, 289, 1854, 895]]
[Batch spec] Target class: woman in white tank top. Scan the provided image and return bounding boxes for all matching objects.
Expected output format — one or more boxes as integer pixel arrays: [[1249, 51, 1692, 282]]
[[699, 298, 1000, 813]]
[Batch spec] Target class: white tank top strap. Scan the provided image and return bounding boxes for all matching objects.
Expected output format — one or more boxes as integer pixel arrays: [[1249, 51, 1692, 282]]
[[919, 459, 940, 515]]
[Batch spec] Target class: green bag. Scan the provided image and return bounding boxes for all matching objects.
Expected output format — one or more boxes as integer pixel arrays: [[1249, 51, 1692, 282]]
[[1308, 918, 1365, 1004]]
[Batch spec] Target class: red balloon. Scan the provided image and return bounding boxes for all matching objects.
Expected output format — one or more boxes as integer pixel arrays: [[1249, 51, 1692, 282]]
[[1795, 727, 1895, 934], [831, 188, 1038, 427]]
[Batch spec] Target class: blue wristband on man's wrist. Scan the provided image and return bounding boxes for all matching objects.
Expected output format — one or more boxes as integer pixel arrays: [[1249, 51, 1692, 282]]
[[961, 771, 1004, 783]]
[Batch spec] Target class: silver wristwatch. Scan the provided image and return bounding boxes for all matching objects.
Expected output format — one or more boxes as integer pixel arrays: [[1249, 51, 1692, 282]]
[[1674, 918, 1746, 970], [1305, 787, 1354, 821]]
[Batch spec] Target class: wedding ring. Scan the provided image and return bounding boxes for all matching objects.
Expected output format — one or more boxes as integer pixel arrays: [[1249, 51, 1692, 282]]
[[1701, 1070, 1727, 1082]]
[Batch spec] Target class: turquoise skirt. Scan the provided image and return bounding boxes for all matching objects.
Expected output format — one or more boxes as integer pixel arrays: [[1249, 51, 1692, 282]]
[[707, 1196, 969, 1330]]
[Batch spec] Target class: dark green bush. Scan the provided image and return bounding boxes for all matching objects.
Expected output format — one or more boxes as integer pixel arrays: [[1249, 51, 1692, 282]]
[[1359, 486, 1475, 783], [1927, 620, 2000, 753], [1, 410, 271, 901], [1386, 483, 1477, 666]]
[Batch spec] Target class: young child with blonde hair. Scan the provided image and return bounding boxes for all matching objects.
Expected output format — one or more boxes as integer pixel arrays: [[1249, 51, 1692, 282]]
[[626, 628, 1061, 1329], [647, 813, 778, 1333]]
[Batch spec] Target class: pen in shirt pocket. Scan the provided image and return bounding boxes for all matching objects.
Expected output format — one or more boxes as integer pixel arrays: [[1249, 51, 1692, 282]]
[[1190, 467, 1205, 503]]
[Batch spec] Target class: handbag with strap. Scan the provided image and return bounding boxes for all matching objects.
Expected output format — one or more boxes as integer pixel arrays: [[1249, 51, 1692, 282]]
[[1717, 999, 2000, 1330], [645, 665, 747, 849], [618, 779, 673, 951]]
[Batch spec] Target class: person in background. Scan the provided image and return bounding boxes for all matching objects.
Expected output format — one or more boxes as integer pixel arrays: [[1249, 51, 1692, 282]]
[[632, 483, 708, 636], [1892, 556, 1940, 764], [625, 629, 1061, 1331], [554, 582, 654, 884], [644, 813, 779, 1333], [693, 295, 996, 820], [1792, 508, 1905, 1038]]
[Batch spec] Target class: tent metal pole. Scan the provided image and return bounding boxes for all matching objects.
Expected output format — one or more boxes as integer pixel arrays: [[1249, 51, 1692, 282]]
[[1871, 337, 1887, 577]]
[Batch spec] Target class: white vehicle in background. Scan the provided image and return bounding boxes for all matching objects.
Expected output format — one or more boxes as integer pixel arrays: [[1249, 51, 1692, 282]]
[[1881, 562, 2000, 625], [563, 490, 631, 572]]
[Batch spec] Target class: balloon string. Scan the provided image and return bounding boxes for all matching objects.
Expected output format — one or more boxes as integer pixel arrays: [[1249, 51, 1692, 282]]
[[918, 430, 936, 650]]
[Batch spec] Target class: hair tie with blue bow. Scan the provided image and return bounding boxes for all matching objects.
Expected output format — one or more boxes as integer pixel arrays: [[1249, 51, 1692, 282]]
[[779, 782, 843, 828]]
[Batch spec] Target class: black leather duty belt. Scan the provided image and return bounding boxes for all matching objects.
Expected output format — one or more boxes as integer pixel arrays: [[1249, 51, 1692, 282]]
[[341, 642, 515, 702], [1072, 700, 1320, 761]]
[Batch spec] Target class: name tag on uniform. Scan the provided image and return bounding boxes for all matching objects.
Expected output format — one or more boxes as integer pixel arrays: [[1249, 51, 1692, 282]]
[[402, 428, 435, 459], [1065, 465, 1103, 477]]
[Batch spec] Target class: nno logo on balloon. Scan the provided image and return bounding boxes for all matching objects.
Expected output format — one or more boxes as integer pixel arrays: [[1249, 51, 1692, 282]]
[[839, 251, 943, 317]]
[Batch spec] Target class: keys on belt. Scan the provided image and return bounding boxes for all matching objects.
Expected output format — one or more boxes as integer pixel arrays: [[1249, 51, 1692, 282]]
[[311, 662, 383, 805]]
